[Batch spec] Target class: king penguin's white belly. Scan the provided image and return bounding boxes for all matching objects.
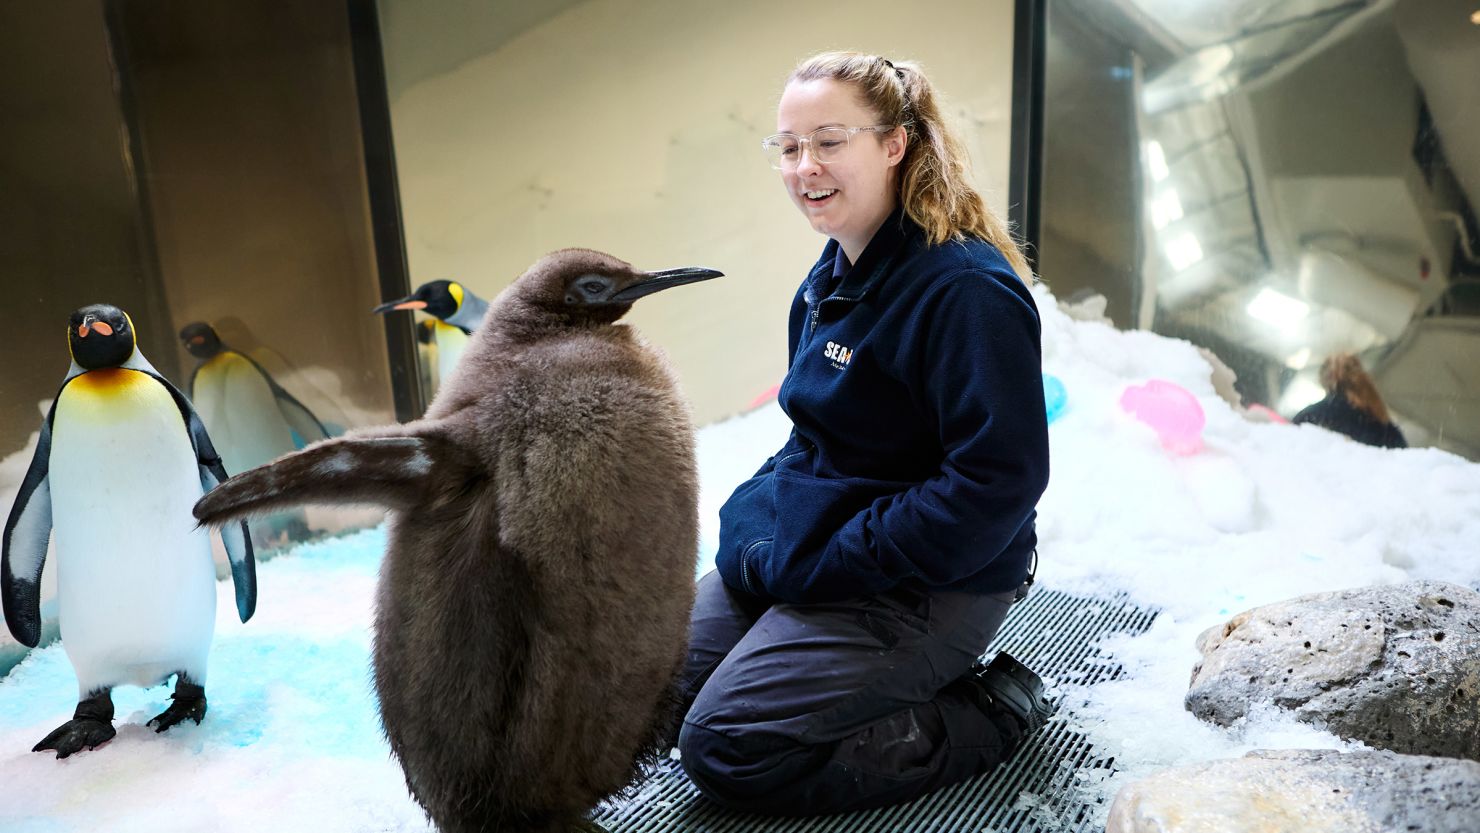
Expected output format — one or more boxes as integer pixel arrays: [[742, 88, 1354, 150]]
[[434, 323, 469, 385], [51, 369, 216, 690], [194, 352, 297, 476]]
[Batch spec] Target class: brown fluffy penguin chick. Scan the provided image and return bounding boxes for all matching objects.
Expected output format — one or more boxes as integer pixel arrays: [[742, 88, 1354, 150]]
[[193, 249, 721, 833]]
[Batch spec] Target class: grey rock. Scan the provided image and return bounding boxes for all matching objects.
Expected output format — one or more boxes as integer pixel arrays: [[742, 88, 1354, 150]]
[[1186, 581, 1480, 759], [1106, 749, 1480, 833]]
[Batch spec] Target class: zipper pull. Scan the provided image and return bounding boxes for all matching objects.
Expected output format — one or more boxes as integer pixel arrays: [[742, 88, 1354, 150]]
[[810, 304, 820, 332]]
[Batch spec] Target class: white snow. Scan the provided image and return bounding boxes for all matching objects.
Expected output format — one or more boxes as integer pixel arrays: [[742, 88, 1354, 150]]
[[3, 285, 1479, 830]]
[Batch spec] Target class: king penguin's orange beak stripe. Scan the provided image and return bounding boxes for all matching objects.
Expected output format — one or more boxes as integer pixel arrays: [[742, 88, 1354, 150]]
[[93, 322, 113, 336], [78, 324, 89, 337], [396, 301, 428, 311]]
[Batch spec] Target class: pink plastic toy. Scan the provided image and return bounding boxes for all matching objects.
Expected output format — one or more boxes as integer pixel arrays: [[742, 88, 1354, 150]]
[[1120, 379, 1206, 454]]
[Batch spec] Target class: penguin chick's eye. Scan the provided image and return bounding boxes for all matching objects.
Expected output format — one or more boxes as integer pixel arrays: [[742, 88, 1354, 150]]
[[582, 280, 608, 295]]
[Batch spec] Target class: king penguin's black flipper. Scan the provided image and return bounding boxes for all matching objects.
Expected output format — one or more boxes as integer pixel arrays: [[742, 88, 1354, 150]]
[[147, 370, 257, 624], [192, 434, 452, 527], [238, 351, 333, 444], [2, 400, 60, 648], [272, 390, 332, 446]]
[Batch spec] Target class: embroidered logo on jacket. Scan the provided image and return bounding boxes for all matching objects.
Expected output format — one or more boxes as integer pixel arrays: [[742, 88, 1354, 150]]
[[823, 341, 853, 370]]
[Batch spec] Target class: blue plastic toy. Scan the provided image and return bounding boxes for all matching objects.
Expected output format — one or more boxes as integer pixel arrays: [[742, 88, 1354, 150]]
[[1043, 373, 1067, 424]]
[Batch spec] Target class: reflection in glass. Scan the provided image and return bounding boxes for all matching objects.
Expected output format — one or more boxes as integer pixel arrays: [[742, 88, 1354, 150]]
[[0, 0, 402, 671], [0, 0, 398, 556], [1040, 0, 1480, 459], [180, 321, 342, 549]]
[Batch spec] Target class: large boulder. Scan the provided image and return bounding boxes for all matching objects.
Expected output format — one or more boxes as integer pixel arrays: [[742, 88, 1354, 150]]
[[1185, 580, 1480, 759], [1106, 749, 1480, 833]]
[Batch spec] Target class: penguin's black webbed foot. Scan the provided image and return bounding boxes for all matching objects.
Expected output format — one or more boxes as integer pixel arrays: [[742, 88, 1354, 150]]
[[35, 690, 116, 758], [33, 718, 117, 758], [148, 679, 207, 733]]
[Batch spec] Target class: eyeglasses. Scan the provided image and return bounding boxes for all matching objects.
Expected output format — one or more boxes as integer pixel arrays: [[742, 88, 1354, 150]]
[[761, 126, 897, 170]]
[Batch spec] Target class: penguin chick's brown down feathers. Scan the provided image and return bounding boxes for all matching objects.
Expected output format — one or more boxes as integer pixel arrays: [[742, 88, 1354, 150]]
[[194, 249, 721, 833]]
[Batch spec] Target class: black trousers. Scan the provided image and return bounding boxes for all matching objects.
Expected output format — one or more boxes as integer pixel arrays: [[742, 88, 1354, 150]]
[[675, 570, 1021, 816]]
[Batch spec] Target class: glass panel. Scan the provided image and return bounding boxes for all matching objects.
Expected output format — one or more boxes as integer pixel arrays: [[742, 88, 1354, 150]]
[[375, 0, 1019, 422], [0, 0, 395, 567], [1040, 0, 1479, 458]]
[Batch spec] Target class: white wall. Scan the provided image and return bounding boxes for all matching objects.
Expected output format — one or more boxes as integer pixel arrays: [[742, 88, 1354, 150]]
[[382, 0, 1017, 425]]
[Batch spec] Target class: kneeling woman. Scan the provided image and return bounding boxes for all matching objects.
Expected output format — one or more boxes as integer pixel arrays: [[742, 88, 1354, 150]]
[[675, 52, 1053, 815]]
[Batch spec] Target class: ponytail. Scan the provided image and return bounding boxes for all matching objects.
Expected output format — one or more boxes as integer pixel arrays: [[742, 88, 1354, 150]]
[[1320, 354, 1392, 423]]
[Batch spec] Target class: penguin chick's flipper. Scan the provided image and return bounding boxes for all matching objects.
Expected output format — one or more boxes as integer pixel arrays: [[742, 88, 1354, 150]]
[[34, 689, 115, 759], [148, 676, 207, 733], [2, 403, 58, 648], [193, 434, 450, 527]]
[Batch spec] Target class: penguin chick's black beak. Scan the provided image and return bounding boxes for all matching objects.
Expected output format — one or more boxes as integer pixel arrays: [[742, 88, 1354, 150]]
[[610, 267, 724, 303], [372, 297, 428, 315]]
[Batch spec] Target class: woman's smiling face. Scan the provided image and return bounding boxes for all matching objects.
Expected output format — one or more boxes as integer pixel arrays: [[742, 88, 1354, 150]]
[[776, 78, 905, 260]]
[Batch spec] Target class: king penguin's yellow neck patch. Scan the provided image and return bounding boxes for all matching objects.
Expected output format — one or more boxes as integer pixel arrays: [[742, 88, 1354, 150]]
[[68, 368, 146, 393]]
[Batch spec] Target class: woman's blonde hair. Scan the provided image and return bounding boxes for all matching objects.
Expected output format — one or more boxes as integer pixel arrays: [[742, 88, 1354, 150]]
[[1320, 353, 1391, 423], [788, 51, 1033, 283]]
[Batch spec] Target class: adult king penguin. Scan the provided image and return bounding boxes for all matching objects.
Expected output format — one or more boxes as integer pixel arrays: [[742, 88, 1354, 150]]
[[373, 280, 490, 397], [196, 250, 719, 833], [3, 305, 256, 758]]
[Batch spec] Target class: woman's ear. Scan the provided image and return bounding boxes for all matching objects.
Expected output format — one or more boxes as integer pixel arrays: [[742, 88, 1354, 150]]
[[886, 126, 908, 166]]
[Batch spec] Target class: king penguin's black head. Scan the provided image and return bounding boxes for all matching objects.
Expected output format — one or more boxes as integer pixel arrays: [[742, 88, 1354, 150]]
[[67, 304, 136, 370], [179, 321, 224, 359], [512, 249, 723, 327], [373, 280, 464, 322]]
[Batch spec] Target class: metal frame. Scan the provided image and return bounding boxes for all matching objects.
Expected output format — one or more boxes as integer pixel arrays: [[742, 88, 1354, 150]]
[[101, 0, 183, 382], [347, 0, 425, 422], [1008, 0, 1047, 273]]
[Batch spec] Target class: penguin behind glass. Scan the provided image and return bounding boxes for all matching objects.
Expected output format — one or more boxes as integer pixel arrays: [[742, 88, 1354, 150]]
[[196, 251, 720, 833], [373, 280, 490, 398], [180, 321, 331, 547], [180, 321, 331, 461], [2, 305, 256, 758]]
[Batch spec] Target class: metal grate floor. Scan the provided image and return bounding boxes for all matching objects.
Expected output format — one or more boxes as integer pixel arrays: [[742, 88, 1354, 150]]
[[592, 588, 1158, 833]]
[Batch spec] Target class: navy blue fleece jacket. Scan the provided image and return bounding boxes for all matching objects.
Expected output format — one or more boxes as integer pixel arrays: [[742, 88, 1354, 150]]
[[715, 210, 1050, 603]]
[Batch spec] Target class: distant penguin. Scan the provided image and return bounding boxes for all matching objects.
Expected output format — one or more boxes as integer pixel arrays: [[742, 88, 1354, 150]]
[[3, 305, 256, 758], [196, 251, 720, 833], [181, 322, 330, 546], [373, 280, 490, 397]]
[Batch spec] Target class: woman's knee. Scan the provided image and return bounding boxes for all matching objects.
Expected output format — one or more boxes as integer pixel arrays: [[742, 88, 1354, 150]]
[[676, 721, 755, 806], [677, 721, 821, 813]]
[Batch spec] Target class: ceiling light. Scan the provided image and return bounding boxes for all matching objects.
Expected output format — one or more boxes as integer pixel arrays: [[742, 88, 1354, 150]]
[[1164, 233, 1204, 271], [1146, 141, 1170, 181], [1187, 44, 1235, 86], [1471, 9, 1480, 24], [1247, 287, 1309, 330], [1151, 189, 1184, 229]]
